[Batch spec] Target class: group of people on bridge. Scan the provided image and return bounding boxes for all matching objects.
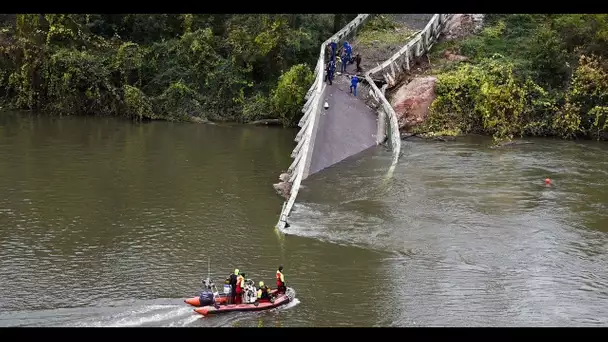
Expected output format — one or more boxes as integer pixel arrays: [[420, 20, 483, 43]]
[[324, 40, 362, 97], [224, 265, 287, 305]]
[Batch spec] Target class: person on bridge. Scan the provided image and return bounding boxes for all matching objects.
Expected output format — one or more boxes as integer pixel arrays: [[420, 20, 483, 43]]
[[336, 55, 342, 74], [325, 60, 335, 85], [330, 41, 338, 62], [235, 271, 245, 304], [257, 281, 272, 301], [340, 51, 348, 73], [350, 75, 359, 97], [355, 53, 362, 72], [344, 41, 352, 64], [276, 265, 286, 293]]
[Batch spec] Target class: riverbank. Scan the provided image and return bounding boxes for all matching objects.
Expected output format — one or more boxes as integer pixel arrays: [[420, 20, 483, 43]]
[[386, 14, 608, 143], [0, 15, 338, 127], [0, 14, 437, 130]]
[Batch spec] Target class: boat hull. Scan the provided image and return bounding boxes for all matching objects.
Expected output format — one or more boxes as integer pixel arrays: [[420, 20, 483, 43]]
[[185, 289, 280, 307], [193, 288, 294, 316]]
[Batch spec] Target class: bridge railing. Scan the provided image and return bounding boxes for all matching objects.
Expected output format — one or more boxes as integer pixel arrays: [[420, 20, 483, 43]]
[[364, 14, 453, 174], [276, 14, 454, 230], [276, 14, 373, 231]]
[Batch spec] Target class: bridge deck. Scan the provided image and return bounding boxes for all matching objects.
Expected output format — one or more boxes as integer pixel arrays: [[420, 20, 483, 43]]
[[308, 62, 378, 176]]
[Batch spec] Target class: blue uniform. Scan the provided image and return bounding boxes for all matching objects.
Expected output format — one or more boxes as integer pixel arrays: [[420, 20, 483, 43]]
[[350, 76, 359, 96], [330, 42, 337, 62], [344, 42, 352, 64], [325, 61, 335, 85], [341, 53, 347, 72]]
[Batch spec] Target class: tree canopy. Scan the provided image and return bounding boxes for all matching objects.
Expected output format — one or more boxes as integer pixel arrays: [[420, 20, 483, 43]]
[[0, 14, 355, 126]]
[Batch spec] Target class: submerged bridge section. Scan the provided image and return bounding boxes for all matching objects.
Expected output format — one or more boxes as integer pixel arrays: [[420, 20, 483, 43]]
[[308, 62, 378, 177], [276, 14, 454, 230]]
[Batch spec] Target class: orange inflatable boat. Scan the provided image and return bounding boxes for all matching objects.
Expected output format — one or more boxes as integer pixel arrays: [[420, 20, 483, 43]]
[[193, 288, 294, 316], [184, 289, 281, 307]]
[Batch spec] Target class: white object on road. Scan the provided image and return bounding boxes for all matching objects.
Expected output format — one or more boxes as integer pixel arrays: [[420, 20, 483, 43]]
[[324, 102, 329, 110]]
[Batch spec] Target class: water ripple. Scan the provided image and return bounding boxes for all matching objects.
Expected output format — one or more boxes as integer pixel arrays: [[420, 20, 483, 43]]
[[291, 137, 608, 326]]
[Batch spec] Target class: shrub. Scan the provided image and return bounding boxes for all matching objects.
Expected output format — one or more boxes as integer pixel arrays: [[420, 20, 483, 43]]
[[269, 63, 314, 127]]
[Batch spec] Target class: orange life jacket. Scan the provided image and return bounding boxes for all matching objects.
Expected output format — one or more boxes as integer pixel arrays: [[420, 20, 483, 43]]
[[236, 275, 244, 293], [276, 270, 285, 287]]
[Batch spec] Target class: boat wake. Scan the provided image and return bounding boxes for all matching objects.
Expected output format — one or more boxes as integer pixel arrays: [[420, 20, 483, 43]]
[[0, 295, 301, 327], [277, 297, 300, 311]]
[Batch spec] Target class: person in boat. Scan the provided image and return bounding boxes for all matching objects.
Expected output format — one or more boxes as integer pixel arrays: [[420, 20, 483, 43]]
[[257, 281, 272, 301], [235, 271, 246, 304], [276, 265, 286, 294], [228, 269, 239, 304]]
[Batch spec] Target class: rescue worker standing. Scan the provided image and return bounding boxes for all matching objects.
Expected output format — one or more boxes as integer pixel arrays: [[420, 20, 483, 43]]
[[336, 55, 342, 74], [325, 62, 331, 85], [276, 265, 286, 294], [235, 271, 245, 304], [228, 269, 238, 304], [350, 75, 359, 97], [257, 281, 271, 301], [344, 41, 352, 64], [325, 60, 335, 85], [330, 40, 337, 62]]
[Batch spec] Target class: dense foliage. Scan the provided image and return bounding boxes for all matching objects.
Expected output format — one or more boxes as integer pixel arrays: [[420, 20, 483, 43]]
[[426, 14, 608, 141], [0, 14, 355, 126]]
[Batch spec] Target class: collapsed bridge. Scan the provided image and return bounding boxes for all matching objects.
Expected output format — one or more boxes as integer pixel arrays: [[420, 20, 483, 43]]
[[275, 14, 455, 230]]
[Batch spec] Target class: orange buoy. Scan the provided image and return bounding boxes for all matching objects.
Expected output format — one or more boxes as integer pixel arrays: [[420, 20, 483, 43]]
[[545, 178, 551, 185]]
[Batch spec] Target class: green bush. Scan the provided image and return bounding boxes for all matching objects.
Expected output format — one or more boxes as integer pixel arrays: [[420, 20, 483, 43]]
[[269, 63, 314, 127], [242, 93, 270, 122], [0, 14, 332, 123], [427, 56, 555, 143], [123, 84, 155, 120], [155, 81, 205, 121], [429, 14, 608, 141], [554, 55, 608, 139]]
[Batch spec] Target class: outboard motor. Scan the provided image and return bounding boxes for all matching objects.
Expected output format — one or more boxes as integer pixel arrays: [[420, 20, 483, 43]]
[[199, 290, 215, 306], [198, 277, 216, 306]]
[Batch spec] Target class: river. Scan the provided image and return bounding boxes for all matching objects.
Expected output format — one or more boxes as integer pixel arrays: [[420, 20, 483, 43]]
[[0, 112, 607, 326]]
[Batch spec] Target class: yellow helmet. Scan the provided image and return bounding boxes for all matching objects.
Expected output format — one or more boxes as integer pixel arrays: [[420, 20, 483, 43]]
[[234, 269, 239, 275], [259, 281, 264, 287]]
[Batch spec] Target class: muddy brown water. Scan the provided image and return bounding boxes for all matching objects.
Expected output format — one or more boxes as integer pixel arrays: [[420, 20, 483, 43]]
[[0, 113, 607, 326]]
